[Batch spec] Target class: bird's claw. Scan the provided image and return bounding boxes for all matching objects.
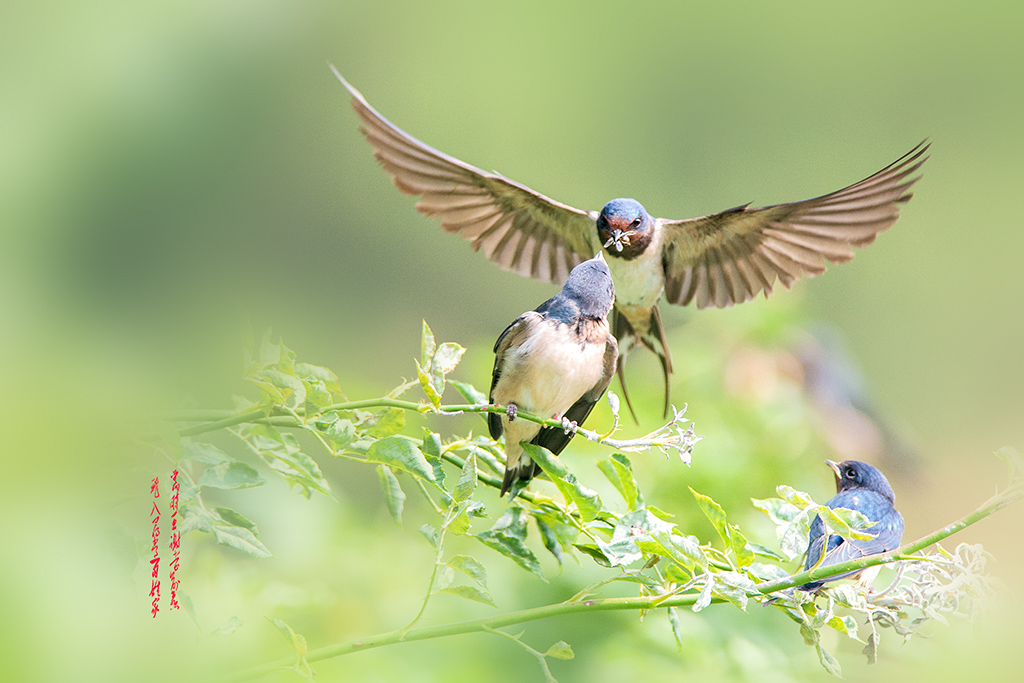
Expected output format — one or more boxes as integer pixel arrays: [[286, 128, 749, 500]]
[[506, 403, 518, 421], [561, 416, 578, 435]]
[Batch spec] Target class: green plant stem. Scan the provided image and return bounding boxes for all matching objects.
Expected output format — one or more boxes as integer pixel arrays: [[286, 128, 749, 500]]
[[216, 479, 1021, 682]]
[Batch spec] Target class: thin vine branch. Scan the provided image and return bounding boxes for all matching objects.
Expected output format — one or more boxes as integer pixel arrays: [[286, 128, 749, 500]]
[[211, 475, 1022, 683]]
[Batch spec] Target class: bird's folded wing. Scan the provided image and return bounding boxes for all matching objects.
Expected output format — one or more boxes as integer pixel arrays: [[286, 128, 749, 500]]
[[488, 312, 541, 440], [659, 142, 929, 309], [333, 66, 600, 284]]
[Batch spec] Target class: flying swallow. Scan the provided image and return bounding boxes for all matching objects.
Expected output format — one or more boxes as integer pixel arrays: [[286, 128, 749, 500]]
[[331, 66, 927, 419], [488, 254, 618, 496], [799, 459, 904, 591]]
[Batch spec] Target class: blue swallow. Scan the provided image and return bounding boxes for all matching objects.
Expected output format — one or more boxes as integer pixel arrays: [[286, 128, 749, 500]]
[[331, 67, 927, 419], [489, 254, 618, 495], [799, 459, 904, 591]]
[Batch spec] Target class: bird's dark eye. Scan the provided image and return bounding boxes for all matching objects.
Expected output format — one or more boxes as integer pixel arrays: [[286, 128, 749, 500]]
[[846, 470, 857, 479], [630, 217, 642, 228]]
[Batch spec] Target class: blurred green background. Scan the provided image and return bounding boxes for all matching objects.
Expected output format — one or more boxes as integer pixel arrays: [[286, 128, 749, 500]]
[[2, 0, 1022, 681]]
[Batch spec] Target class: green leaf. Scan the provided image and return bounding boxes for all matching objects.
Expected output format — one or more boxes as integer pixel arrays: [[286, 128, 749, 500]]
[[253, 368, 306, 408], [214, 507, 258, 533], [250, 429, 331, 498], [365, 436, 436, 482], [318, 413, 356, 449], [447, 555, 488, 587], [544, 641, 575, 660], [368, 408, 406, 438], [438, 585, 497, 608], [198, 461, 266, 490], [294, 362, 342, 394], [752, 497, 799, 526], [432, 342, 466, 377], [667, 607, 683, 652], [573, 543, 611, 567], [599, 509, 676, 567], [827, 614, 860, 641], [472, 508, 545, 580], [178, 503, 215, 534], [266, 617, 309, 669], [690, 488, 754, 567], [815, 505, 875, 541], [534, 516, 571, 565], [453, 453, 478, 502], [776, 485, 816, 510], [449, 380, 488, 405], [212, 525, 271, 558], [183, 442, 230, 465], [445, 502, 473, 536], [598, 453, 643, 510], [692, 574, 714, 612], [523, 444, 602, 523], [420, 320, 436, 368], [419, 524, 439, 549], [376, 465, 405, 527]]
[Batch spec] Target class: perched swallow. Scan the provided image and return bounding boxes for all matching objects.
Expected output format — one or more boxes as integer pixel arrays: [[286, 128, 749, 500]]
[[331, 66, 927, 419], [488, 254, 618, 496], [799, 459, 904, 591]]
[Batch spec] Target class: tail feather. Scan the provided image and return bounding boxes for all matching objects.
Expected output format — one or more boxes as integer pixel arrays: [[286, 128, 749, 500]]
[[500, 452, 540, 497], [612, 306, 674, 420]]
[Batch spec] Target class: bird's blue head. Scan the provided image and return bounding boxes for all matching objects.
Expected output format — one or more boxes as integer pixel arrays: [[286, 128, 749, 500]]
[[827, 460, 896, 504], [596, 198, 653, 260], [555, 253, 615, 320]]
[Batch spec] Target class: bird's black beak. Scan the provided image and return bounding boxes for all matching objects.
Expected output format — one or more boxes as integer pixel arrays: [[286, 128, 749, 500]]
[[825, 459, 842, 481]]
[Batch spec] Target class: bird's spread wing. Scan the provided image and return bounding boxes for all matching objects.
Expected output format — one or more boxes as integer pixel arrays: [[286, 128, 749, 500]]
[[333, 66, 600, 284], [534, 334, 618, 455], [488, 312, 541, 440], [659, 142, 929, 309]]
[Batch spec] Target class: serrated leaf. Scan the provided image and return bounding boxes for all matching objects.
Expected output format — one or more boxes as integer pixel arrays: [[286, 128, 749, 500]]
[[544, 641, 574, 660], [438, 585, 498, 608], [524, 444, 602, 523], [447, 555, 488, 587], [368, 408, 406, 438], [184, 442, 230, 465], [319, 414, 356, 449], [247, 426, 331, 499], [420, 320, 436, 368], [212, 525, 271, 558], [294, 362, 342, 394], [376, 465, 405, 527], [267, 617, 307, 658], [446, 504, 472, 536], [433, 565, 456, 591], [419, 524, 439, 549], [198, 461, 266, 490], [667, 607, 683, 651], [690, 488, 754, 567], [692, 575, 714, 612], [776, 485, 816, 510], [255, 369, 305, 408], [827, 614, 860, 641], [472, 508, 545, 580], [365, 436, 436, 482], [454, 453, 477, 502], [862, 631, 879, 664], [214, 507, 258, 533], [752, 497, 799, 525], [816, 642, 843, 677], [598, 453, 643, 511], [816, 505, 875, 541], [450, 380, 488, 405], [574, 543, 612, 567], [432, 342, 466, 376], [178, 503, 215, 534]]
